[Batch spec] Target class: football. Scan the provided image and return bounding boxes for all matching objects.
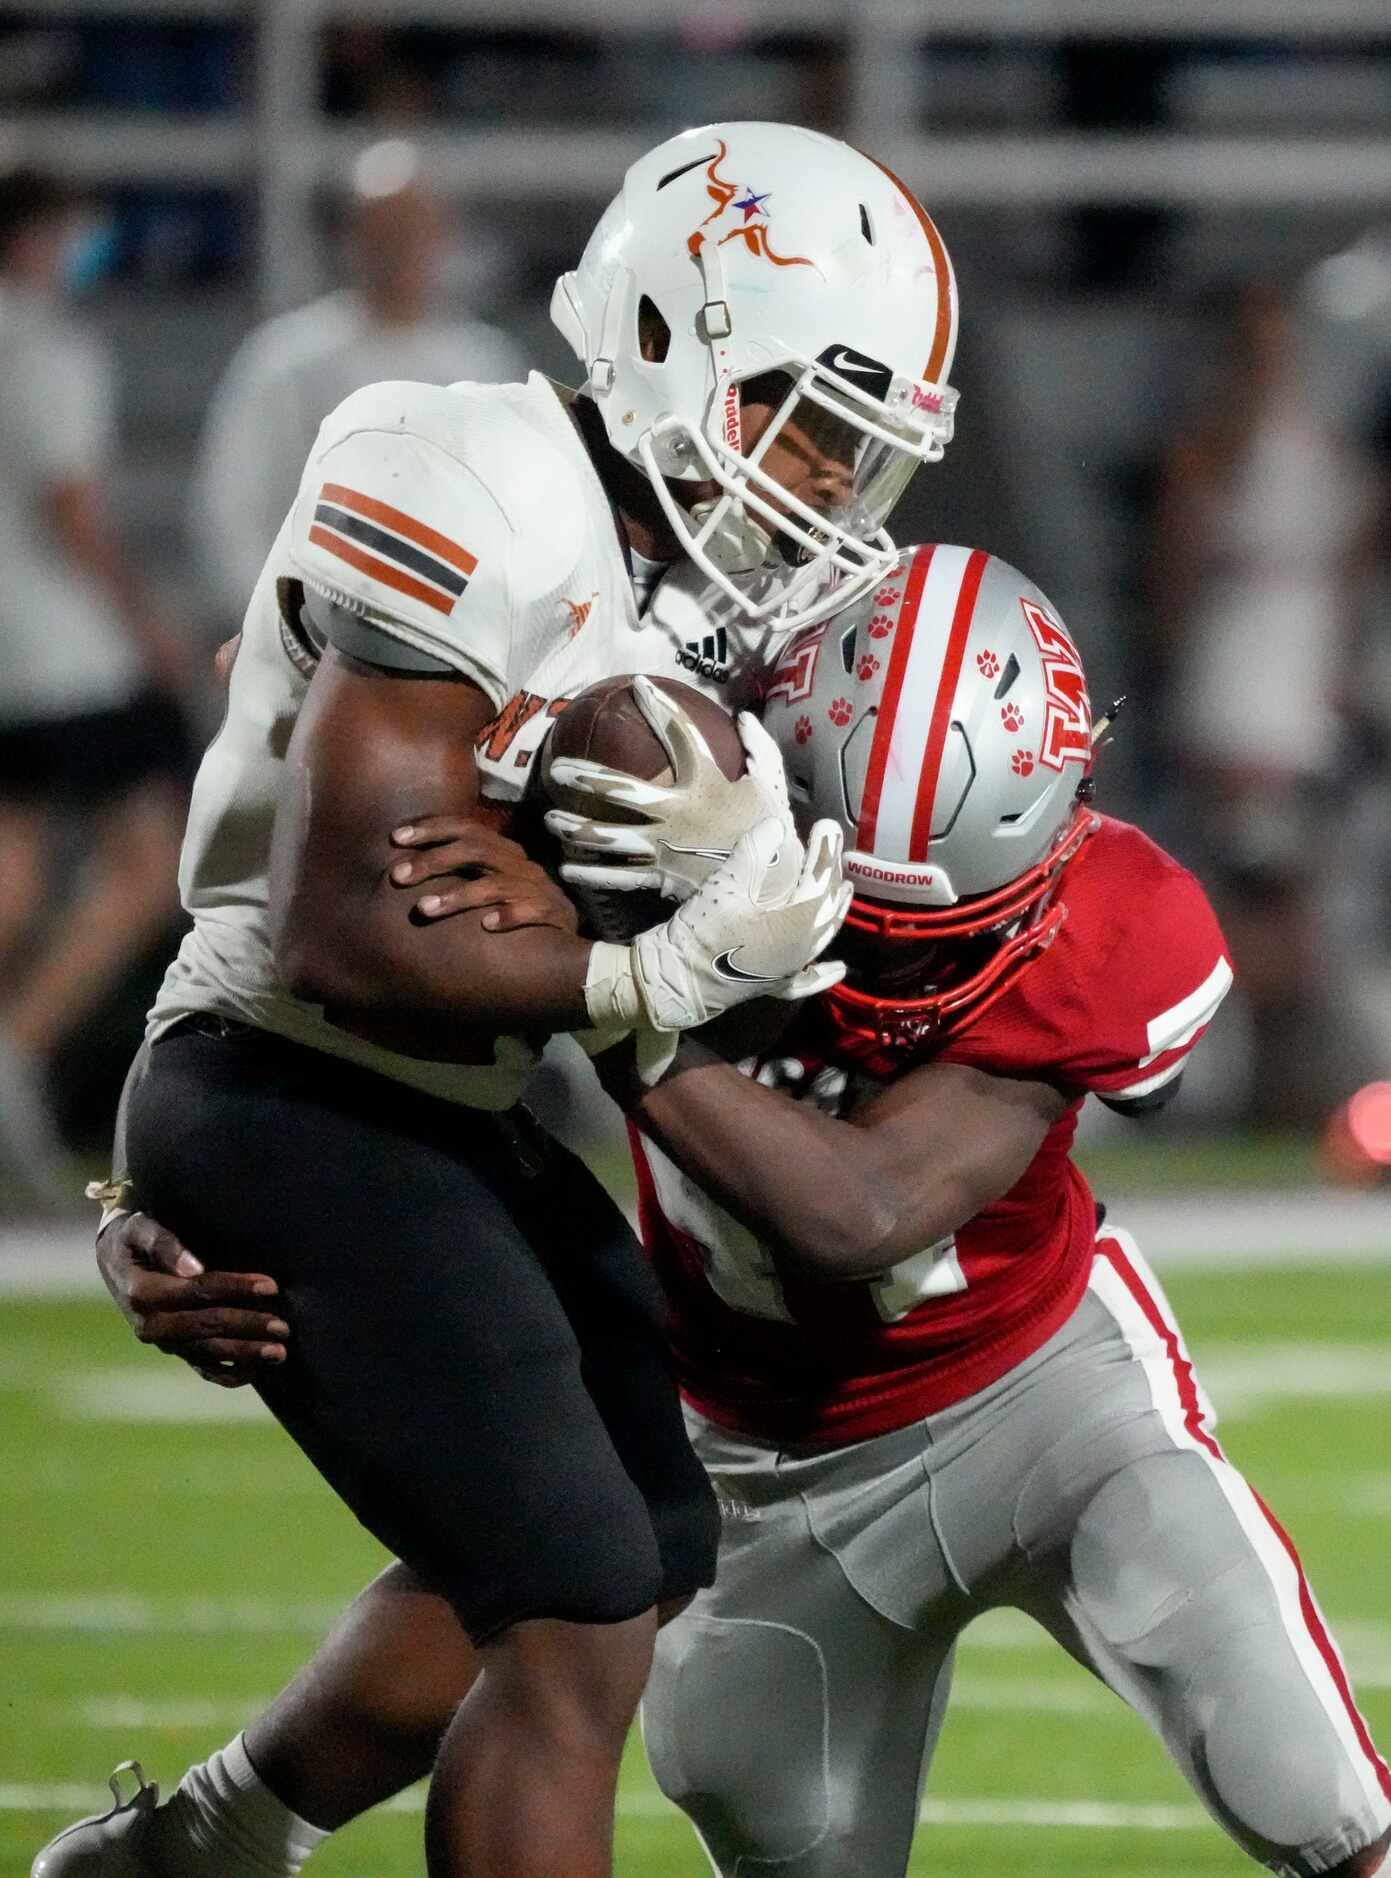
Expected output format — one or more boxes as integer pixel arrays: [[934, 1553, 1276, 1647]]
[[542, 674, 745, 824], [541, 674, 746, 942]]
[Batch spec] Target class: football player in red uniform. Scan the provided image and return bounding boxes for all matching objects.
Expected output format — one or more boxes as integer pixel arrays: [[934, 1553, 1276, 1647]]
[[615, 544, 1390, 1875], [62, 548, 1390, 1878]]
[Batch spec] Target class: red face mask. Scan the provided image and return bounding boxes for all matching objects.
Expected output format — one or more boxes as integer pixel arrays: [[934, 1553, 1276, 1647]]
[[817, 806, 1099, 1076]]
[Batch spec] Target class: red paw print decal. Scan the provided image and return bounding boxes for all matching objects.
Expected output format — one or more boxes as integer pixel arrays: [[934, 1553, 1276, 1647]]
[[857, 654, 881, 682], [977, 649, 1000, 678], [875, 587, 901, 608], [1011, 749, 1034, 777], [1000, 703, 1024, 732], [794, 714, 813, 744], [867, 613, 895, 639], [828, 697, 853, 727]]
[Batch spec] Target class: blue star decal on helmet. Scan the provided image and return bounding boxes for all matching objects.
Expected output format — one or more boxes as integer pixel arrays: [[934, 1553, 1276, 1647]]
[[733, 189, 771, 222]]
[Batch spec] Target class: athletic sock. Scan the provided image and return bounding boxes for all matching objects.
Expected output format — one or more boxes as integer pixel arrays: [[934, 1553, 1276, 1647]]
[[144, 1734, 329, 1878]]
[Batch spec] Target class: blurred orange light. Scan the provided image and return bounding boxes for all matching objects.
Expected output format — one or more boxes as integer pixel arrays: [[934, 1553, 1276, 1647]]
[[1345, 1082, 1391, 1166]]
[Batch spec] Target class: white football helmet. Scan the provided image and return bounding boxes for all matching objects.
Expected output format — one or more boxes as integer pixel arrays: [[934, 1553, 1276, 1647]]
[[551, 122, 958, 633], [761, 543, 1102, 1060]]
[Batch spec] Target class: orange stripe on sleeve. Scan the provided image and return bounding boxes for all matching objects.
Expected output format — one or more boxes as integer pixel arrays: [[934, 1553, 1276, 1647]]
[[307, 525, 457, 617], [320, 483, 478, 577]]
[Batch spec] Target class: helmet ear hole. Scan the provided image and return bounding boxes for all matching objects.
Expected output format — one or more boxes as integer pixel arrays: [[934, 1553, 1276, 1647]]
[[638, 295, 670, 363]]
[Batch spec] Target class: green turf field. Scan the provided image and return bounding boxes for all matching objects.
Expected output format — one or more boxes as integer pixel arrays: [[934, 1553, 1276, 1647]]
[[3, 1258, 1389, 1877]]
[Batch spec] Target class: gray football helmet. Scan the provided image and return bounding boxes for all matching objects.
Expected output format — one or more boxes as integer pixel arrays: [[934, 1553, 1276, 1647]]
[[761, 543, 1101, 1058]]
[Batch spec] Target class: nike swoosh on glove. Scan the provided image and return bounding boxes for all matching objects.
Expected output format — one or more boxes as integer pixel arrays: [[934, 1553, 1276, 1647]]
[[545, 675, 798, 902], [583, 817, 851, 1037]]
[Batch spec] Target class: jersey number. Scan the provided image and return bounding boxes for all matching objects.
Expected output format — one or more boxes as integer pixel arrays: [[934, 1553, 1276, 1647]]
[[708, 1227, 968, 1326], [646, 1146, 968, 1326], [869, 1235, 967, 1322]]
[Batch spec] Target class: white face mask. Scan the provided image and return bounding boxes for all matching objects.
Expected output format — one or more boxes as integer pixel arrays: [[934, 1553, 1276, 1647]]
[[640, 358, 956, 631]]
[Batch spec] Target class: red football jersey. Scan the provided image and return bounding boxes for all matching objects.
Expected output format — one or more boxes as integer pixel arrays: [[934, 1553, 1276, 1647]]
[[631, 816, 1232, 1446]]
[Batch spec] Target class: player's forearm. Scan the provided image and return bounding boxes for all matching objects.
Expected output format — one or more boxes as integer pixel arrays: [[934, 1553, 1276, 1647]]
[[275, 898, 595, 1041], [270, 650, 598, 1039], [624, 1040, 908, 1274]]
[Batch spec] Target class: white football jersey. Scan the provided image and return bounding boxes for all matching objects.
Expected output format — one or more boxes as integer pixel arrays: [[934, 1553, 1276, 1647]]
[[148, 372, 796, 1111]]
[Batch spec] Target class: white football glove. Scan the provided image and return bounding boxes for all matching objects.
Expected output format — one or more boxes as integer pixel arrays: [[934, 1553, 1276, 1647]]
[[545, 674, 797, 903], [584, 817, 851, 1037]]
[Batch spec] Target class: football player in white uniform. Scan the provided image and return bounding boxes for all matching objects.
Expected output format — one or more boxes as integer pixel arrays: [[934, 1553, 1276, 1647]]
[[74, 552, 1390, 1878], [34, 123, 959, 1878]]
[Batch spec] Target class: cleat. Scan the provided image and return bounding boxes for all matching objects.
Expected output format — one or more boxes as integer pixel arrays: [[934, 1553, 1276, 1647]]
[[31, 1763, 161, 1877]]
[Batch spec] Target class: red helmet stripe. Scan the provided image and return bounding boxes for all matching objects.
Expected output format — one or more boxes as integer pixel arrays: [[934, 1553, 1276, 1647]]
[[907, 546, 989, 862], [855, 543, 936, 856]]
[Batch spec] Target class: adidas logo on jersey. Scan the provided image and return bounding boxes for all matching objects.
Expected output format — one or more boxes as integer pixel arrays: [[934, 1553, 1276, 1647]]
[[678, 628, 730, 684]]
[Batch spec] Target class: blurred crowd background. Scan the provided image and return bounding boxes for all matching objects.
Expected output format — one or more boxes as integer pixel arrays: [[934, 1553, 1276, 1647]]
[[3, 0, 1391, 1212]]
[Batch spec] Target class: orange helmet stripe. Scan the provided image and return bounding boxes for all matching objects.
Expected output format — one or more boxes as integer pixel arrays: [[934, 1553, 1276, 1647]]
[[866, 156, 954, 384]]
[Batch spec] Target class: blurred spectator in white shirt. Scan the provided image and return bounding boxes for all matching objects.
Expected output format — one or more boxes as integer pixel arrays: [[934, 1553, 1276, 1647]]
[[1151, 280, 1380, 1126], [192, 139, 525, 622], [0, 166, 193, 1207]]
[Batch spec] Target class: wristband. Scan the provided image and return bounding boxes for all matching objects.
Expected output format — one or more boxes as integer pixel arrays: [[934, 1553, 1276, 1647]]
[[86, 1177, 135, 1239], [582, 940, 645, 1029]]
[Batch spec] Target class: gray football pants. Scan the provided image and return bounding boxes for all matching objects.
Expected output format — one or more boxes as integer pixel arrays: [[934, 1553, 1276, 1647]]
[[644, 1231, 1391, 1877]]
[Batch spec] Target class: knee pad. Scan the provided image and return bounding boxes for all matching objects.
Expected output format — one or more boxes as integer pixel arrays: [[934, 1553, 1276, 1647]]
[[644, 1614, 830, 1872], [1069, 1449, 1278, 1658], [1069, 1451, 1391, 1870]]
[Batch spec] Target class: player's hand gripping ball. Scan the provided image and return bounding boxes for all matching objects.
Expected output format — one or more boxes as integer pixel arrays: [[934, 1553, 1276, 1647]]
[[542, 673, 799, 939]]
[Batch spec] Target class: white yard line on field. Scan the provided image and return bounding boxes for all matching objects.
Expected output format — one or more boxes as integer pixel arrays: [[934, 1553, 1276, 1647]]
[[0, 1593, 344, 1633], [1341, 1474, 1391, 1518], [949, 1681, 1112, 1714], [4, 1191, 1391, 1299], [0, 1783, 1211, 1831], [43, 1698, 264, 1730], [1197, 1344, 1391, 1412], [12, 1597, 1390, 1687], [13, 1339, 1388, 1432], [1099, 1191, 1391, 1267], [56, 1369, 272, 1423], [38, 1679, 1120, 1734]]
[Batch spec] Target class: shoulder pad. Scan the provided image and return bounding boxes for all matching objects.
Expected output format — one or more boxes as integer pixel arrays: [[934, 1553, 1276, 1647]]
[[286, 380, 591, 703], [1055, 827, 1233, 1103]]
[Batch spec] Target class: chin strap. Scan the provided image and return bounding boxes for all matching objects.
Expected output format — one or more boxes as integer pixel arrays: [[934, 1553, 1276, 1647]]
[[688, 230, 740, 457]]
